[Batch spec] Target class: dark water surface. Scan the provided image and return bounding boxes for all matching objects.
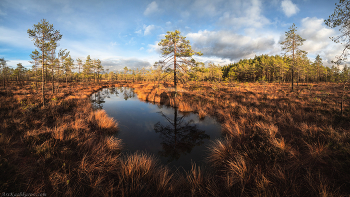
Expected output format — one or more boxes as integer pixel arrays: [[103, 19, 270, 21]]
[[91, 87, 222, 172]]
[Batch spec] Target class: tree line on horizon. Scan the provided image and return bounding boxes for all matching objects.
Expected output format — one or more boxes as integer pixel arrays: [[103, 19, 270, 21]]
[[222, 54, 350, 84], [1, 53, 349, 86]]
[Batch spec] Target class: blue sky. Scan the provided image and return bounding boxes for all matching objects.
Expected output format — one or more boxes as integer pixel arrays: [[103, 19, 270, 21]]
[[0, 0, 343, 71]]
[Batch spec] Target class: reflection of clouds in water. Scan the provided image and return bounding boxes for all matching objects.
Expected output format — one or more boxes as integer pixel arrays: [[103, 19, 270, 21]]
[[150, 106, 220, 127], [110, 87, 138, 100], [144, 121, 155, 132], [160, 107, 174, 116], [191, 116, 219, 126], [148, 104, 173, 114]]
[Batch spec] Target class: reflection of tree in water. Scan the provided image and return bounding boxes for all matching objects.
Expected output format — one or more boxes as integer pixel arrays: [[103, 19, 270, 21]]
[[115, 87, 135, 100], [91, 87, 137, 109], [106, 87, 115, 98], [123, 87, 135, 100], [154, 106, 210, 162], [91, 91, 106, 109]]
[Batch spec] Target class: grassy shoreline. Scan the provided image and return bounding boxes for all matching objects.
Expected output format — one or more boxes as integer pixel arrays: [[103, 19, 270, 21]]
[[1, 81, 350, 196]]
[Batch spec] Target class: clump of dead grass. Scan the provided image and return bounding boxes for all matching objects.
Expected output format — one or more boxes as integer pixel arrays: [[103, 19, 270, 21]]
[[116, 152, 174, 196], [89, 109, 118, 134], [1, 81, 350, 196]]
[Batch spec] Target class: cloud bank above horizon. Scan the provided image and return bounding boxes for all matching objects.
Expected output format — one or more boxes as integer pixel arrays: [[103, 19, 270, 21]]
[[0, 0, 343, 71]]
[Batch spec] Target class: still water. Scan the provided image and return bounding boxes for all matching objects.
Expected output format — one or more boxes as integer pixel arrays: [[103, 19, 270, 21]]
[[91, 87, 222, 172]]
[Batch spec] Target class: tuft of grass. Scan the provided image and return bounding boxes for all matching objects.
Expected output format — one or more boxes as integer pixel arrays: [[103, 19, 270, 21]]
[[198, 109, 207, 119], [117, 152, 174, 196], [90, 109, 119, 134]]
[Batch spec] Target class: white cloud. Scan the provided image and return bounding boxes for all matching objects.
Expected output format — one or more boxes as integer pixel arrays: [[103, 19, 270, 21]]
[[125, 37, 136, 46], [186, 30, 275, 60], [195, 56, 234, 66], [281, 0, 299, 17], [0, 26, 33, 49], [139, 47, 144, 50], [144, 24, 156, 36], [165, 21, 171, 26], [147, 41, 162, 53], [102, 58, 152, 71], [157, 33, 166, 40], [144, 1, 159, 16], [299, 17, 334, 44], [6, 59, 32, 69], [299, 17, 342, 66], [60, 40, 113, 59], [135, 29, 142, 34], [218, 0, 269, 29]]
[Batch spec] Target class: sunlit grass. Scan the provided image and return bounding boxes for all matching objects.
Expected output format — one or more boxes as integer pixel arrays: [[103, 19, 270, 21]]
[[130, 81, 350, 196], [0, 81, 349, 196]]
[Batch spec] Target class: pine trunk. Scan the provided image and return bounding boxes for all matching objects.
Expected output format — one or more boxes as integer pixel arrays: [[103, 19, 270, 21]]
[[42, 45, 45, 107]]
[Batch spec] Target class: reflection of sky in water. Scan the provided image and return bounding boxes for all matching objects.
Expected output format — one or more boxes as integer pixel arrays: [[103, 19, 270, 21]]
[[91, 87, 222, 172]]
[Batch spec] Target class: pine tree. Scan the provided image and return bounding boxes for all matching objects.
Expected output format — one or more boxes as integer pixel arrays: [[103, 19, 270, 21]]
[[48, 43, 57, 93], [28, 19, 62, 106], [63, 55, 74, 84], [315, 55, 323, 82], [280, 24, 305, 91], [83, 55, 93, 82], [123, 66, 128, 82], [158, 30, 202, 95], [0, 58, 7, 88], [94, 59, 103, 83], [325, 0, 350, 63], [76, 58, 83, 82], [57, 49, 69, 92], [15, 63, 24, 84], [29, 50, 40, 89]]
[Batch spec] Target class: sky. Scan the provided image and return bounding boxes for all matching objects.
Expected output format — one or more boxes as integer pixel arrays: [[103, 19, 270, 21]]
[[0, 0, 345, 71]]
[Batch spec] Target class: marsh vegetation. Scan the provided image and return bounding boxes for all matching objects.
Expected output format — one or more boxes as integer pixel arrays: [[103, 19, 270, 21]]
[[0, 79, 349, 196]]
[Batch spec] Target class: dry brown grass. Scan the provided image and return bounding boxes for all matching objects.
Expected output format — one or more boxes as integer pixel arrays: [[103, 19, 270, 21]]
[[117, 152, 174, 196], [89, 109, 118, 134], [126, 81, 350, 196], [0, 82, 121, 195], [1, 81, 350, 196]]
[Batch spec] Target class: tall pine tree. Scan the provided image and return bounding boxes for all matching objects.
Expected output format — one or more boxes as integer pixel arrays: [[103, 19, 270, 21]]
[[280, 24, 305, 91], [157, 30, 202, 94], [28, 19, 62, 106]]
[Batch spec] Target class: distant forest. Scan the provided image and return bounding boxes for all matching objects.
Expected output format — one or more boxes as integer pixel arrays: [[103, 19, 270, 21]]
[[1, 53, 349, 85], [222, 54, 350, 83]]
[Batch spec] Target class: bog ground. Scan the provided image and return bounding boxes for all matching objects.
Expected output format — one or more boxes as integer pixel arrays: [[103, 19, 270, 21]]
[[0, 81, 349, 196]]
